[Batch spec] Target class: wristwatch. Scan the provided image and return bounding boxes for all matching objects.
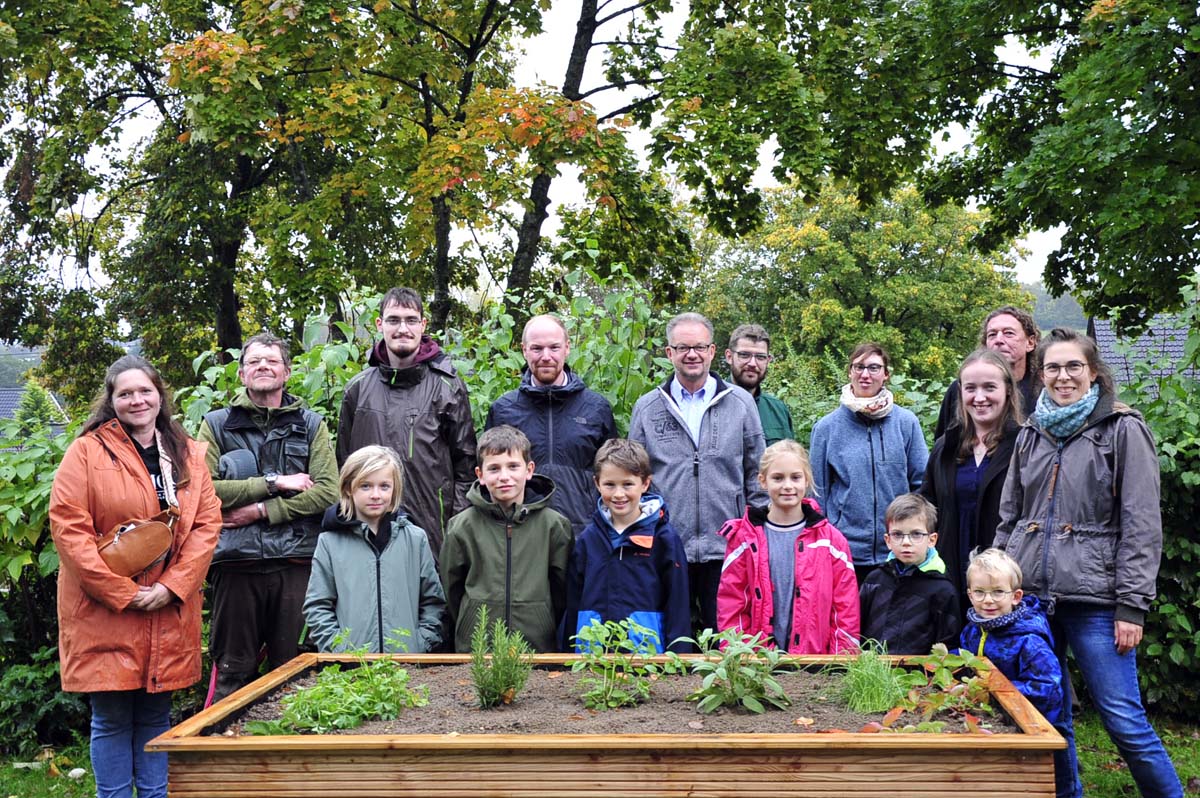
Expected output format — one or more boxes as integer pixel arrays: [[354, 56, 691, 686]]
[[264, 472, 279, 496]]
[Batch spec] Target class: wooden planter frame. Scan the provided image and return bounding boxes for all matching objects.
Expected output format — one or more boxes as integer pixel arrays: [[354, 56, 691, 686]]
[[149, 653, 1064, 797]]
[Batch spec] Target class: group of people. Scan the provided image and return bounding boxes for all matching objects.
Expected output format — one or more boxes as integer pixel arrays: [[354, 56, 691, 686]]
[[49, 288, 1181, 798]]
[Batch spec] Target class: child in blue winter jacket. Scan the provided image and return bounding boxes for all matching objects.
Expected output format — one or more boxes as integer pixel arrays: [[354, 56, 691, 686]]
[[562, 439, 691, 654], [960, 548, 1079, 798]]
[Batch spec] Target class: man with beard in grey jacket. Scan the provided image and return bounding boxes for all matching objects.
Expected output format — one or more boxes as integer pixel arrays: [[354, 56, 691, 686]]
[[629, 312, 767, 637]]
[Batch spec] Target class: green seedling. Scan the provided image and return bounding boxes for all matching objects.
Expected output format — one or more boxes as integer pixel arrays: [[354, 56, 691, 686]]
[[669, 629, 792, 714], [571, 619, 680, 710]]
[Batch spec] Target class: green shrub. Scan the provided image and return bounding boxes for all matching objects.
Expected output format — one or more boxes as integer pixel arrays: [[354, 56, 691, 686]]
[[1115, 280, 1200, 715], [671, 629, 792, 714], [469, 607, 535, 709], [0, 646, 88, 756], [831, 640, 905, 713]]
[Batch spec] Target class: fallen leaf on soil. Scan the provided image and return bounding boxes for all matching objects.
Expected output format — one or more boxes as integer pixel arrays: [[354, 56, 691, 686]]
[[818, 729, 847, 734], [858, 722, 883, 733], [459, 693, 474, 701], [546, 671, 564, 679], [457, 679, 471, 686], [882, 707, 904, 728], [687, 720, 704, 730], [793, 717, 814, 727], [567, 713, 587, 721], [501, 688, 516, 704]]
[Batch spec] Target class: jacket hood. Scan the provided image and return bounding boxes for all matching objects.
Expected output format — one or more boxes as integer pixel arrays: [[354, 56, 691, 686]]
[[466, 473, 556, 521], [745, 497, 827, 530], [321, 504, 413, 541], [232, 387, 305, 415], [591, 492, 669, 543], [885, 546, 948, 575], [518, 364, 586, 402], [368, 336, 447, 385]]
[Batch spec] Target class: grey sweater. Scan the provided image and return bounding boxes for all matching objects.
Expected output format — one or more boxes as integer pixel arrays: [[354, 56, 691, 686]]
[[629, 374, 767, 564]]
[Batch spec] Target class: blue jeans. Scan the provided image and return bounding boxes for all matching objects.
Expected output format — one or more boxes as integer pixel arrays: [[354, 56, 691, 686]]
[[1051, 604, 1183, 798], [90, 690, 172, 798]]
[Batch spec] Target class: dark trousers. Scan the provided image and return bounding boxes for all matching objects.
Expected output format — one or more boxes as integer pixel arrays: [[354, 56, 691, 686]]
[[688, 560, 723, 641], [209, 562, 311, 702]]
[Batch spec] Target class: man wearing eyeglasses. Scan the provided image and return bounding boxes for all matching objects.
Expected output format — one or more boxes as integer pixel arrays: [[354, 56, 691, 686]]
[[199, 332, 339, 701], [337, 287, 477, 561], [484, 314, 616, 535], [724, 324, 795, 446], [630, 312, 767, 637]]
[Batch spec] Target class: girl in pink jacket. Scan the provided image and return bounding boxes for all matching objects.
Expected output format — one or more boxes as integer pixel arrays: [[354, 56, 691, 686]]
[[716, 440, 860, 653]]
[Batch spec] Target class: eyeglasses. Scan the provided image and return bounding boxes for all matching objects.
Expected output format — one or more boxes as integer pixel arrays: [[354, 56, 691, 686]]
[[733, 351, 772, 364], [967, 589, 1014, 602], [850, 363, 885, 375], [381, 315, 424, 328], [887, 532, 928, 542], [1042, 361, 1087, 378], [244, 357, 284, 368], [667, 343, 713, 355]]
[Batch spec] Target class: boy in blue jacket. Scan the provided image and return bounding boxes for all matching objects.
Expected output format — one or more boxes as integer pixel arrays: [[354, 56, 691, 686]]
[[960, 548, 1079, 798], [562, 439, 691, 653]]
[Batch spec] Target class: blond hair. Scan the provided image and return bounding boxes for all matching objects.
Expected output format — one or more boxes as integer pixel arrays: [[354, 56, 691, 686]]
[[758, 440, 815, 497], [339, 445, 404, 518], [966, 548, 1023, 592]]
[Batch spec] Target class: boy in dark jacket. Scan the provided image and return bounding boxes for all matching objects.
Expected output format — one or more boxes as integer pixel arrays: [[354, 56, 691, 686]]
[[440, 425, 573, 653], [562, 439, 690, 654], [859, 494, 959, 654], [960, 548, 1079, 798]]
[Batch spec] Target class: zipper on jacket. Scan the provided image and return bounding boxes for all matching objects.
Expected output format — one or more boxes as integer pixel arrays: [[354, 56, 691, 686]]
[[505, 518, 513, 630], [375, 546, 384, 653], [869, 424, 879, 565], [547, 401, 555, 467], [1041, 443, 1064, 606]]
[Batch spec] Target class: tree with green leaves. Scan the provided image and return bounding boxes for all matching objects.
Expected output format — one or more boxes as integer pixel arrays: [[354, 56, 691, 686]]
[[688, 181, 1029, 388], [12, 381, 62, 436]]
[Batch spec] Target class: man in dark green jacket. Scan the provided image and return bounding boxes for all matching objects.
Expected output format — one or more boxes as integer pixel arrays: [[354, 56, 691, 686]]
[[724, 323, 795, 446], [198, 332, 339, 701]]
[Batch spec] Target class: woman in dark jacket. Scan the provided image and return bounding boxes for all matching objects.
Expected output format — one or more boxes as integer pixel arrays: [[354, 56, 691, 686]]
[[920, 349, 1021, 617]]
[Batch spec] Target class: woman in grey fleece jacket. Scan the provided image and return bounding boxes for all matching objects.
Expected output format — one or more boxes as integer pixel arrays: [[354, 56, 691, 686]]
[[809, 343, 928, 578]]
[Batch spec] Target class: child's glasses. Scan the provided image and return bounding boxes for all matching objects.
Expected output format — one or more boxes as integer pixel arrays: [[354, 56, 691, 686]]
[[886, 532, 929, 542], [967, 589, 1014, 601]]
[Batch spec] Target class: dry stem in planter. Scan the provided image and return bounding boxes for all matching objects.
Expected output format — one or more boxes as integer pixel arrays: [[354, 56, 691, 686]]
[[570, 619, 681, 710], [469, 606, 534, 708]]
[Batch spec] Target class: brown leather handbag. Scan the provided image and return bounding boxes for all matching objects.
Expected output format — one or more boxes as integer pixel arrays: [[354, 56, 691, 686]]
[[97, 506, 179, 577]]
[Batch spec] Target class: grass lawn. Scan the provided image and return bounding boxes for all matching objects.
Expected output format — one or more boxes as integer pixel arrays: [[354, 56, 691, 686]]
[[0, 742, 94, 798], [1, 711, 1196, 797], [1076, 710, 1200, 797]]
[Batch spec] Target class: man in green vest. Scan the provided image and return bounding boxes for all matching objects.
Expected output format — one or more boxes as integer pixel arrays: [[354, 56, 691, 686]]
[[724, 324, 795, 446]]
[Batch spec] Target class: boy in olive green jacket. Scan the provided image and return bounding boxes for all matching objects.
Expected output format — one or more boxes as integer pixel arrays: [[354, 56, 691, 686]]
[[440, 425, 573, 652]]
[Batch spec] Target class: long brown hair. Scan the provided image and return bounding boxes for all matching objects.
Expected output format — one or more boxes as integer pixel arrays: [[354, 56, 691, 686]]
[[84, 355, 192, 484], [954, 349, 1023, 461]]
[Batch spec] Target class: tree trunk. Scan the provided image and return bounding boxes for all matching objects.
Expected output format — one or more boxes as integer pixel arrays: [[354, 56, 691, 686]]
[[431, 193, 454, 331], [504, 0, 598, 315]]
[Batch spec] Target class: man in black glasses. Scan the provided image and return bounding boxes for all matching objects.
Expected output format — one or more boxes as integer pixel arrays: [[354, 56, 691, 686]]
[[630, 312, 767, 638], [724, 323, 794, 446]]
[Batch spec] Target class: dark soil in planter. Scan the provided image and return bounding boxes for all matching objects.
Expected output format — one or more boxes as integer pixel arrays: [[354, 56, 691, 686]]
[[213, 663, 1021, 737]]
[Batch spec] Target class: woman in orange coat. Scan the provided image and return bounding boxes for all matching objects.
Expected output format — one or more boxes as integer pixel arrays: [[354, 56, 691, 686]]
[[50, 355, 221, 798]]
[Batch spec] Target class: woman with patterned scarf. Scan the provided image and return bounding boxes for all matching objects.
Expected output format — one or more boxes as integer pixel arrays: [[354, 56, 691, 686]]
[[994, 327, 1182, 798], [50, 356, 222, 798], [809, 342, 929, 585]]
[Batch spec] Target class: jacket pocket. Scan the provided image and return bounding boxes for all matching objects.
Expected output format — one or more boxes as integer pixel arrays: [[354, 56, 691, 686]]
[[1002, 519, 1043, 587], [1056, 523, 1118, 599]]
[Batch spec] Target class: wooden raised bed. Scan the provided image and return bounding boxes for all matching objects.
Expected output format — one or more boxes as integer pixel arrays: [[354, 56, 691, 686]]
[[148, 653, 1064, 797]]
